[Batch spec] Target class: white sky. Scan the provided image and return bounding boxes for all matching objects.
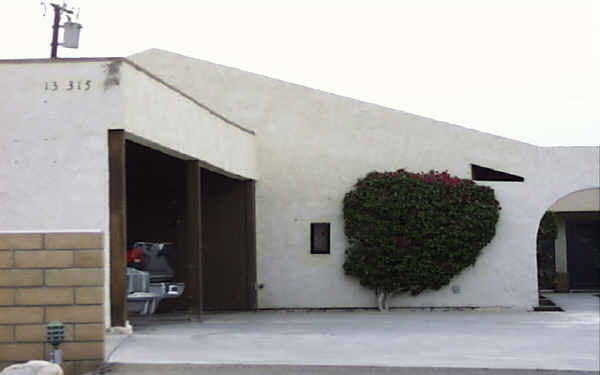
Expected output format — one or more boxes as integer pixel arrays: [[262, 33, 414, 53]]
[[3, 0, 599, 147]]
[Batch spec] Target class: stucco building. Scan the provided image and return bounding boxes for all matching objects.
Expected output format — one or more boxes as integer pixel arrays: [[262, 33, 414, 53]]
[[1, 49, 599, 371]]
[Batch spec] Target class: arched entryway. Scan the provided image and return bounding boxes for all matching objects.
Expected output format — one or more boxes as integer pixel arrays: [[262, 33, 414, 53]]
[[537, 188, 600, 292]]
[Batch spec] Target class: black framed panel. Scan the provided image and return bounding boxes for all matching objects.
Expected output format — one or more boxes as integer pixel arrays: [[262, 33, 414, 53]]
[[311, 223, 331, 254]]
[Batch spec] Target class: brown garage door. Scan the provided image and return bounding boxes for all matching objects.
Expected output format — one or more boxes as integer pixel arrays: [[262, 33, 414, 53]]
[[202, 169, 256, 311]]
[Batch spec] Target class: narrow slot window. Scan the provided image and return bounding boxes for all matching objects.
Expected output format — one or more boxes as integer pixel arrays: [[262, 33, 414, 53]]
[[471, 164, 524, 182], [311, 223, 331, 254]]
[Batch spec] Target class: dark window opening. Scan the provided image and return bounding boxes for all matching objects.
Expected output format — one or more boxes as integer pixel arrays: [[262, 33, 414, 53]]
[[471, 164, 524, 182], [311, 223, 331, 254]]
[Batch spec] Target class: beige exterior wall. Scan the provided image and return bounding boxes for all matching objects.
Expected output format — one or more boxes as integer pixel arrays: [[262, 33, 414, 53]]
[[128, 49, 600, 310], [0, 232, 104, 375], [550, 188, 600, 212]]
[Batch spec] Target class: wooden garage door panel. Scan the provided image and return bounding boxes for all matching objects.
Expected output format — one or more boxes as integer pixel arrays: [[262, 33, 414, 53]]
[[202, 170, 250, 311]]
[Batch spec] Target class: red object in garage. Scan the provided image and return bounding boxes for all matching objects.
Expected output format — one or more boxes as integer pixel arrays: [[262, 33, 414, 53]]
[[127, 246, 143, 265]]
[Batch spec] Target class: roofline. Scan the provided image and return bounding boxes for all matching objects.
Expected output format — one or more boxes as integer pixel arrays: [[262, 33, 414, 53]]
[[0, 56, 255, 136], [122, 59, 255, 135], [0, 57, 122, 64]]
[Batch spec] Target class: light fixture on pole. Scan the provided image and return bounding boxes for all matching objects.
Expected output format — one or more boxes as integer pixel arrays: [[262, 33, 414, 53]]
[[49, 2, 82, 58], [46, 321, 65, 365]]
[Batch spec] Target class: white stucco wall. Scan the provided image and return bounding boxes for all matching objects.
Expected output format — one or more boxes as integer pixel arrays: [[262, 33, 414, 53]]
[[0, 60, 121, 232], [2, 51, 597, 313], [0, 58, 257, 231], [129, 49, 600, 310], [0, 58, 258, 326], [120, 61, 258, 180]]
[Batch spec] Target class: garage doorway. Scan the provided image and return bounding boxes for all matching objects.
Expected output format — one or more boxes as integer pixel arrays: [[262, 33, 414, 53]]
[[108, 130, 256, 327]]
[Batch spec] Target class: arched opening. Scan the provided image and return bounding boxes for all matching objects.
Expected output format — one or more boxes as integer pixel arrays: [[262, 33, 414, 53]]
[[537, 188, 600, 292]]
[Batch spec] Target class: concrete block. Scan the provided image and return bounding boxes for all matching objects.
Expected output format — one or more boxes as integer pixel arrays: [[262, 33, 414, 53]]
[[15, 251, 73, 269], [0, 307, 44, 324], [74, 324, 104, 341], [0, 234, 43, 250], [45, 306, 103, 323], [74, 287, 103, 305], [15, 324, 73, 343], [0, 289, 13, 305], [74, 360, 103, 375], [74, 251, 103, 268], [0, 344, 43, 361], [15, 288, 74, 306], [57, 342, 104, 361], [58, 361, 73, 375], [0, 270, 43, 287], [44, 269, 103, 287], [0, 252, 13, 268], [0, 326, 13, 343], [44, 234, 103, 250]]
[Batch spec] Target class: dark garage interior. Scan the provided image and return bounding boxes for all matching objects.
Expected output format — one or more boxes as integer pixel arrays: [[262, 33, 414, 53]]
[[109, 130, 255, 327], [126, 141, 188, 314]]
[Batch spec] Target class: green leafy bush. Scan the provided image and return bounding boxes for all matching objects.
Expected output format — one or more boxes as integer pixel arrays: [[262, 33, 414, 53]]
[[343, 169, 500, 310], [537, 211, 558, 244], [536, 211, 558, 289]]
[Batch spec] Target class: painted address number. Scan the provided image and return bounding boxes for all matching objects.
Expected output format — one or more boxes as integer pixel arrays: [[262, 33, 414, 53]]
[[44, 80, 92, 91]]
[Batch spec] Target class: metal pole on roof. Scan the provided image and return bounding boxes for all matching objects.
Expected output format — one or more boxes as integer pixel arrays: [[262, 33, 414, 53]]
[[49, 3, 74, 58]]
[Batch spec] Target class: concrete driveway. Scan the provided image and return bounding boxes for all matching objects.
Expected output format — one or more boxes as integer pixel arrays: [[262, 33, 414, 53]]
[[106, 293, 599, 372]]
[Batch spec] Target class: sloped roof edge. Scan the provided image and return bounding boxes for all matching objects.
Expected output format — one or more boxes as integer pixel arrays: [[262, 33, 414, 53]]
[[128, 48, 544, 148], [0, 56, 255, 136], [122, 58, 255, 135]]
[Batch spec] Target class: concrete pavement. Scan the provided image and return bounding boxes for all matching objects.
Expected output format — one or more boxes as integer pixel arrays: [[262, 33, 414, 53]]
[[101, 363, 598, 375], [106, 293, 599, 372]]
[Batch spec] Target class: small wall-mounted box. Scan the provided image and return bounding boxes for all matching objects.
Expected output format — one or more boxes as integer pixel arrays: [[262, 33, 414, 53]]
[[310, 223, 330, 254]]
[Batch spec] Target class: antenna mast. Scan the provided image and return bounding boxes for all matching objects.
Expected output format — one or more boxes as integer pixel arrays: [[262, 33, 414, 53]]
[[49, 2, 82, 58]]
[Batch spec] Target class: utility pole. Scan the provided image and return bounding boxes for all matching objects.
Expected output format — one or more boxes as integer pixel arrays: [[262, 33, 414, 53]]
[[50, 3, 73, 58]]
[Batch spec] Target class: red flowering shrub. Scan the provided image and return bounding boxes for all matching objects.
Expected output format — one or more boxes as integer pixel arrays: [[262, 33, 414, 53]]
[[343, 169, 500, 310]]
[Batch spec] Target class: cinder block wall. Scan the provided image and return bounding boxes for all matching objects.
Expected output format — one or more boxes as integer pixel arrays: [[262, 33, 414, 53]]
[[0, 232, 105, 375]]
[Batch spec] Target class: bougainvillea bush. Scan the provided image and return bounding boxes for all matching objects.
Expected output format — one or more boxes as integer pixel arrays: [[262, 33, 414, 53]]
[[343, 169, 500, 311]]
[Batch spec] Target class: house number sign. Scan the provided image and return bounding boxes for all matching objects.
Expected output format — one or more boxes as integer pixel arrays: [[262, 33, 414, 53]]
[[44, 80, 92, 91]]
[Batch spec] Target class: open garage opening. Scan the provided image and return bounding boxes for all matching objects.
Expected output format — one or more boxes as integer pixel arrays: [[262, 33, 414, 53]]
[[108, 130, 256, 328], [126, 141, 189, 322]]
